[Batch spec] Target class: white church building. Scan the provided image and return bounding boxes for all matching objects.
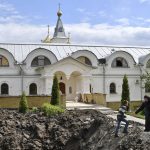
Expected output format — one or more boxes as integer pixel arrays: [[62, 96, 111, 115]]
[[0, 7, 150, 109]]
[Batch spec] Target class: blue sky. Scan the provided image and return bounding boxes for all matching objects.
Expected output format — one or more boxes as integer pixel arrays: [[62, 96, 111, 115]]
[[1, 0, 150, 46], [3, 0, 150, 26]]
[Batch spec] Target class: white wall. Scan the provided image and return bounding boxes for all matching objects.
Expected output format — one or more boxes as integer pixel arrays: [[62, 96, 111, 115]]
[[0, 77, 21, 96], [23, 77, 45, 95]]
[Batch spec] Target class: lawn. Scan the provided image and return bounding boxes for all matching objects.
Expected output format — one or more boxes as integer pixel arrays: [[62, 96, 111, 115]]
[[126, 112, 145, 119]]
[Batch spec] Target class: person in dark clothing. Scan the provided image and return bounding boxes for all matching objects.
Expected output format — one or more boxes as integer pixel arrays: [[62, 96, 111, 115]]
[[115, 100, 129, 137], [135, 95, 150, 132]]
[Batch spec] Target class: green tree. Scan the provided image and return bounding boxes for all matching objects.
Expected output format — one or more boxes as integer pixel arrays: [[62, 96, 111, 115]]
[[121, 75, 130, 109], [51, 75, 60, 105], [19, 92, 28, 113]]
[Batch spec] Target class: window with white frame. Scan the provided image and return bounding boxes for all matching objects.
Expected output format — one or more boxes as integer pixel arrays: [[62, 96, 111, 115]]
[[77, 56, 92, 66], [0, 55, 9, 67], [29, 83, 37, 95], [31, 55, 51, 67]]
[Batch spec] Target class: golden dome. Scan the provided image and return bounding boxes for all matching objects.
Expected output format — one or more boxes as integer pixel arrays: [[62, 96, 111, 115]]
[[41, 25, 51, 43], [57, 10, 62, 17], [57, 3, 62, 17]]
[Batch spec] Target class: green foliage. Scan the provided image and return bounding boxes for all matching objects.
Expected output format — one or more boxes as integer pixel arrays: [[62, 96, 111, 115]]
[[42, 103, 64, 116], [126, 112, 145, 119], [139, 110, 144, 116], [121, 75, 130, 106], [51, 75, 60, 106], [31, 107, 38, 113], [19, 92, 28, 113]]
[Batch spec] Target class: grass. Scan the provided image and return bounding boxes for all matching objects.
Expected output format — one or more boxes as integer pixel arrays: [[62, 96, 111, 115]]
[[126, 112, 145, 119], [41, 103, 64, 116]]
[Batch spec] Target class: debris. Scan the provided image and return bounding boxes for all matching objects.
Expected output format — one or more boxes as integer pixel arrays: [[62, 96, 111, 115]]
[[0, 109, 147, 150]]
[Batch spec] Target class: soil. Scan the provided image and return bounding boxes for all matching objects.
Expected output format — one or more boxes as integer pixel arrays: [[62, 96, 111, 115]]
[[0, 109, 149, 150]]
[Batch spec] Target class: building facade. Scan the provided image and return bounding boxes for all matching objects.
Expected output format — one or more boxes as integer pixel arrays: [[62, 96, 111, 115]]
[[0, 8, 150, 108]]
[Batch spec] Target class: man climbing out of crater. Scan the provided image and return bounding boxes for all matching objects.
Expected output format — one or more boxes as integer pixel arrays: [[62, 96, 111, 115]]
[[115, 100, 129, 137], [135, 95, 150, 132]]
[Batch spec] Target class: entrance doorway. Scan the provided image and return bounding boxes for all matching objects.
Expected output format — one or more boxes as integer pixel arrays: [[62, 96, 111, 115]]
[[59, 82, 66, 94]]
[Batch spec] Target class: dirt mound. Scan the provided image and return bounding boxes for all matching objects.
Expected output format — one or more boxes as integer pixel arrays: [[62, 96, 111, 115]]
[[0, 109, 147, 150]]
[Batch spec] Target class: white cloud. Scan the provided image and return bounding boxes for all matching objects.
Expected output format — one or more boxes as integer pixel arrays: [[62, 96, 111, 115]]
[[116, 18, 130, 26], [0, 1, 27, 23], [0, 1, 20, 16], [98, 11, 106, 17], [145, 19, 150, 22], [139, 0, 150, 3], [0, 23, 47, 43], [0, 3, 16, 13], [64, 23, 150, 46], [0, 15, 25, 23], [0, 23, 150, 47], [76, 8, 97, 23], [76, 8, 85, 13]]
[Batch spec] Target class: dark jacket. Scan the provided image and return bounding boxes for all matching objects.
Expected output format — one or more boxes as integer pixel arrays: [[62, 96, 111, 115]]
[[117, 105, 127, 120], [135, 100, 150, 117]]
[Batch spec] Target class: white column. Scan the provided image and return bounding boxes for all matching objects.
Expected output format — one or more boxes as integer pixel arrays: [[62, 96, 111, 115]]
[[65, 75, 70, 100], [44, 76, 53, 95], [76, 76, 82, 94]]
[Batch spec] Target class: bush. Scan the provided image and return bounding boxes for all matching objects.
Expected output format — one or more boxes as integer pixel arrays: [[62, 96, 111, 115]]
[[121, 75, 130, 110], [139, 110, 144, 116], [19, 92, 28, 113], [42, 103, 64, 116], [31, 107, 38, 113], [51, 75, 60, 106]]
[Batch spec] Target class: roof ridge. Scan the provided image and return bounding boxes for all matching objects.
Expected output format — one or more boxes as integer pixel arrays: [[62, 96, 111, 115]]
[[0, 42, 150, 49]]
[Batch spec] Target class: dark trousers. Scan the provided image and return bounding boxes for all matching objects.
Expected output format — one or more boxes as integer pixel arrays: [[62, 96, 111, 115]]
[[115, 118, 129, 135], [145, 116, 150, 131]]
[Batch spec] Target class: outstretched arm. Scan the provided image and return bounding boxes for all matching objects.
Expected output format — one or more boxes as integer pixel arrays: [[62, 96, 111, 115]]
[[135, 102, 145, 114]]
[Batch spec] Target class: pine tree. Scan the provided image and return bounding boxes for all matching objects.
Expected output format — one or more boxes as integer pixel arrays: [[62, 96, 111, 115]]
[[121, 75, 130, 109], [19, 92, 28, 113], [51, 75, 60, 105]]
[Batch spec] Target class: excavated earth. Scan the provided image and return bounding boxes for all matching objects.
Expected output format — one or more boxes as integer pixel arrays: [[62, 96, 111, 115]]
[[0, 109, 149, 150]]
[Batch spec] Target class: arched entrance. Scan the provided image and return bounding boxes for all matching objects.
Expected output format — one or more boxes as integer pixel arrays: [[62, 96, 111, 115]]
[[53, 71, 83, 101], [59, 82, 66, 94], [54, 71, 67, 95], [67, 71, 82, 101]]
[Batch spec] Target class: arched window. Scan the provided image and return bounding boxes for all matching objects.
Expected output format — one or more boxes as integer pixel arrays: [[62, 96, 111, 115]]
[[31, 55, 51, 67], [110, 83, 116, 94], [29, 83, 37, 95], [145, 83, 150, 93], [111, 57, 128, 68], [0, 55, 9, 67], [1, 83, 9, 95], [146, 59, 150, 68], [77, 56, 92, 66]]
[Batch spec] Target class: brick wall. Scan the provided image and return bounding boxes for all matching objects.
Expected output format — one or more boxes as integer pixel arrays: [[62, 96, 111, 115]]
[[107, 101, 142, 111], [0, 95, 66, 109]]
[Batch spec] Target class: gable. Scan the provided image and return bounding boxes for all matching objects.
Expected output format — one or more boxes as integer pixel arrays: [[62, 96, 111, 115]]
[[42, 57, 94, 76]]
